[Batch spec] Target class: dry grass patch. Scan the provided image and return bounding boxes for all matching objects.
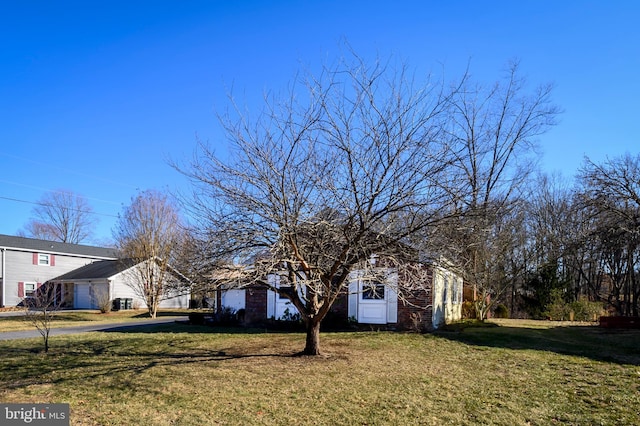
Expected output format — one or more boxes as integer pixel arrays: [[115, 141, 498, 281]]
[[0, 321, 638, 425]]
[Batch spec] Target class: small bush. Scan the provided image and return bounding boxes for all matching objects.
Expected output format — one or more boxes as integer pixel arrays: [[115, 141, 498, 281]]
[[93, 290, 112, 314], [543, 289, 571, 320], [217, 307, 239, 326], [321, 311, 353, 331], [462, 301, 476, 319], [188, 312, 207, 325], [570, 297, 603, 322], [494, 304, 509, 319]]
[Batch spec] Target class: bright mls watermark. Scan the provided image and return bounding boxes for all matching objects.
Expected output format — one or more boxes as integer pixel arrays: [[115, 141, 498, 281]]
[[1, 404, 69, 425]]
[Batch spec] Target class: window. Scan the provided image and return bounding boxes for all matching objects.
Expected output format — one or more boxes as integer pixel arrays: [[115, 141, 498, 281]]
[[362, 283, 385, 300], [24, 282, 36, 298], [452, 277, 460, 304], [278, 286, 294, 299], [38, 254, 50, 266]]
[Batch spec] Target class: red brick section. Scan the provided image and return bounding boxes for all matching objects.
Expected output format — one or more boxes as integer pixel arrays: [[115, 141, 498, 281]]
[[330, 293, 348, 318], [599, 316, 640, 328], [396, 266, 434, 331], [397, 289, 434, 331], [244, 287, 267, 324]]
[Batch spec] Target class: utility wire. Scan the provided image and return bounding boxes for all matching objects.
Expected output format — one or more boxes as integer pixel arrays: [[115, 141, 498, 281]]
[[0, 195, 120, 218]]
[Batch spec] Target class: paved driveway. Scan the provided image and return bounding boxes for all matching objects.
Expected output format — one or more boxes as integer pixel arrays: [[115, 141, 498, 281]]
[[0, 317, 182, 341]]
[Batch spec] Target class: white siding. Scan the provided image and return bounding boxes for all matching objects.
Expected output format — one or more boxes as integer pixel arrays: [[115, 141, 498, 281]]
[[220, 289, 246, 311], [431, 269, 445, 328], [431, 267, 463, 328], [386, 271, 398, 323]]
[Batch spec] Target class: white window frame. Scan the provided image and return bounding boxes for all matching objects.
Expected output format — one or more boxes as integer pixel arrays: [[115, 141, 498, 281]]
[[24, 282, 37, 298], [361, 282, 385, 300], [38, 253, 51, 266]]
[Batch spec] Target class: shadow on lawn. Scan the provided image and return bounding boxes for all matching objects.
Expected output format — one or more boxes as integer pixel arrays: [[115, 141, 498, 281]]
[[97, 321, 271, 335], [0, 331, 300, 392], [434, 322, 640, 366]]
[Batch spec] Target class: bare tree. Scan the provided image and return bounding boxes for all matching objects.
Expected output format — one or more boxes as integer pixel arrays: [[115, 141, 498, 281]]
[[113, 190, 183, 318], [20, 190, 97, 244], [437, 61, 560, 319], [577, 153, 640, 316], [22, 283, 64, 353], [179, 52, 459, 355]]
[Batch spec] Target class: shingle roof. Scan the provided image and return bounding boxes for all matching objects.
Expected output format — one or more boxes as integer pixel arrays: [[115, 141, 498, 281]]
[[0, 234, 117, 259], [51, 259, 137, 280]]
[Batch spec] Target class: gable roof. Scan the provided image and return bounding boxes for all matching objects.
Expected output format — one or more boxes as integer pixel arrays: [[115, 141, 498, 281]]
[[51, 259, 137, 281], [0, 234, 117, 259]]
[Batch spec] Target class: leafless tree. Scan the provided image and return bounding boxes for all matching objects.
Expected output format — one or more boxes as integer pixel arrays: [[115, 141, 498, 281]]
[[577, 153, 640, 316], [22, 283, 64, 353], [20, 190, 97, 244], [113, 190, 184, 318], [178, 52, 460, 355], [436, 61, 560, 319]]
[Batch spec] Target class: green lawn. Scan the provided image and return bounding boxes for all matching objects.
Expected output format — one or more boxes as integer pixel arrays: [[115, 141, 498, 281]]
[[0, 320, 638, 425]]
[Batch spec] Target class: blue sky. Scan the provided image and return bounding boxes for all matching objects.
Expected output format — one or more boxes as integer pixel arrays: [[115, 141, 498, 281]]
[[1, 1, 638, 244]]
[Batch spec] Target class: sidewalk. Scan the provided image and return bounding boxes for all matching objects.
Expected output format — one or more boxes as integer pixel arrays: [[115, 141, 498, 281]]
[[0, 317, 182, 341]]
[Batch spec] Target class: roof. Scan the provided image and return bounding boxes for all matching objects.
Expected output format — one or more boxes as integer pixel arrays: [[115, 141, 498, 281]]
[[0, 234, 117, 259], [51, 259, 137, 281]]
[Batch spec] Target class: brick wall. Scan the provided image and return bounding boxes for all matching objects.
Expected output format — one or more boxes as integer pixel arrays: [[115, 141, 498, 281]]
[[244, 287, 267, 324]]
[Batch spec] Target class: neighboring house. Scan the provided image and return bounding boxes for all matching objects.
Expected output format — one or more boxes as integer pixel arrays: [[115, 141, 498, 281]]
[[49, 259, 190, 310], [215, 259, 463, 330], [0, 234, 189, 310], [0, 234, 117, 307]]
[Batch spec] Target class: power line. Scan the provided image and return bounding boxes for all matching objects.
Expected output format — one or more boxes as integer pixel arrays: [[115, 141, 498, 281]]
[[0, 179, 123, 206], [0, 195, 120, 218], [0, 151, 139, 190]]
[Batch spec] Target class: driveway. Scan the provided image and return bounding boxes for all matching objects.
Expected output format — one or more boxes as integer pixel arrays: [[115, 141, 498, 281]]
[[0, 317, 182, 341]]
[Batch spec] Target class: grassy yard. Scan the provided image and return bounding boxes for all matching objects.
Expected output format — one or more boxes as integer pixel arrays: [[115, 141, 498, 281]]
[[0, 320, 638, 425], [0, 309, 191, 332]]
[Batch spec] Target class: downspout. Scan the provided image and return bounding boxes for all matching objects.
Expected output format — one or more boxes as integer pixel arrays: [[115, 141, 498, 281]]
[[1, 248, 6, 307]]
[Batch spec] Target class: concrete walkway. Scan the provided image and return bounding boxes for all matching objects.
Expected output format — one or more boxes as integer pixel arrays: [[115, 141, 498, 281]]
[[0, 317, 183, 341]]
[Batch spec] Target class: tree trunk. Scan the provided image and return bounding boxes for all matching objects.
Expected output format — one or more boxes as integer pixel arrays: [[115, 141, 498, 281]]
[[303, 319, 321, 355]]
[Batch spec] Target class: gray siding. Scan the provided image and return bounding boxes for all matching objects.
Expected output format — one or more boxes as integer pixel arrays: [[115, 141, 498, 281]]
[[3, 249, 113, 307]]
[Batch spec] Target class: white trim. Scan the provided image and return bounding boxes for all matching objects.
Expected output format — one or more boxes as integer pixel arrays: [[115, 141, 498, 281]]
[[38, 253, 51, 266]]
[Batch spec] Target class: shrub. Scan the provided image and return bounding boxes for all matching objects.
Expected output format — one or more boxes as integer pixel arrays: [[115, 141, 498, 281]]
[[543, 289, 571, 320], [93, 290, 112, 314], [217, 307, 239, 326], [462, 301, 476, 319], [494, 304, 509, 319], [188, 312, 206, 325], [321, 311, 353, 331], [570, 297, 603, 322]]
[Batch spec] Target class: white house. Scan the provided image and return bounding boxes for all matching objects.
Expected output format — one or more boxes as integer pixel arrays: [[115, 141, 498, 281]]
[[216, 260, 463, 330]]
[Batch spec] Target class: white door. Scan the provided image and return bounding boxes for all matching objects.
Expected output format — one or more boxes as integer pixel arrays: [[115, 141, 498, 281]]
[[74, 283, 93, 309]]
